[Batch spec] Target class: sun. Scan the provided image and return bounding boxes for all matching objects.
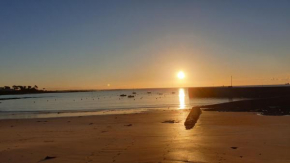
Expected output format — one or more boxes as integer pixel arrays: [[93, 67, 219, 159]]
[[177, 71, 185, 79]]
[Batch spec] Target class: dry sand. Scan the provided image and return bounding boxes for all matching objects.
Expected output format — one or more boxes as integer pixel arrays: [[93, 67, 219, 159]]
[[0, 109, 289, 163]]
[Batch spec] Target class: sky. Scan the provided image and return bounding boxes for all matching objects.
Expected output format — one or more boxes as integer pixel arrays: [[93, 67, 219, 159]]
[[1, 0, 290, 90]]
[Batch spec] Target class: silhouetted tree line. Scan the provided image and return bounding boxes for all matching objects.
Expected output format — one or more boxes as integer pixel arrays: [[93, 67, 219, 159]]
[[1, 85, 43, 91], [11, 85, 39, 91], [0, 85, 46, 95]]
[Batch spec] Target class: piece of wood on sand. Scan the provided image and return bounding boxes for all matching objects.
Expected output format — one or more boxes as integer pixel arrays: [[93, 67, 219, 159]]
[[184, 107, 202, 130]]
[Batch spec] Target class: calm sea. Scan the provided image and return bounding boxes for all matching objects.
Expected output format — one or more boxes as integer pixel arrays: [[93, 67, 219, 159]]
[[0, 88, 242, 119]]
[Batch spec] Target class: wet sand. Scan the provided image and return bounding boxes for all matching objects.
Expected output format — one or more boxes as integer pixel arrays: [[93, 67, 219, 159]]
[[0, 110, 289, 163]]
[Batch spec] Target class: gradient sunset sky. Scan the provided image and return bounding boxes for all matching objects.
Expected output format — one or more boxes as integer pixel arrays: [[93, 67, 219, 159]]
[[1, 0, 290, 90]]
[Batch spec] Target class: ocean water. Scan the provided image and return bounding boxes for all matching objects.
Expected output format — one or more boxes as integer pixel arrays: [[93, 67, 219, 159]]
[[0, 88, 242, 119]]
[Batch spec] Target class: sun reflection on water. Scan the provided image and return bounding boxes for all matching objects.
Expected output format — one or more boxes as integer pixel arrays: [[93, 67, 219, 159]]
[[179, 88, 185, 109]]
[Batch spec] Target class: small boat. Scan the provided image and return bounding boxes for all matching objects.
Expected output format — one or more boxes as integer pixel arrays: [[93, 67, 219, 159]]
[[120, 94, 127, 97], [147, 92, 151, 94], [128, 95, 134, 98], [172, 92, 175, 94], [132, 92, 136, 94]]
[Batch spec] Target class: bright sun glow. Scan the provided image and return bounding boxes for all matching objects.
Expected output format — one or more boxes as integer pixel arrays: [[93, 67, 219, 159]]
[[177, 71, 185, 79]]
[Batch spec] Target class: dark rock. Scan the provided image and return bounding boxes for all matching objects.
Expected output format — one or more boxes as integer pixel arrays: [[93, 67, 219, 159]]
[[162, 120, 176, 123], [39, 156, 56, 162]]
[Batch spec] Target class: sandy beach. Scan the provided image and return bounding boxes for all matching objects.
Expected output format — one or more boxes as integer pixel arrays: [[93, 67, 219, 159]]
[[0, 109, 289, 163], [2, 1, 290, 162]]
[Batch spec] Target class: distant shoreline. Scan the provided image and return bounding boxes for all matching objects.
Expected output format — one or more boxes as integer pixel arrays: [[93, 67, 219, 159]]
[[1, 84, 290, 96], [0, 90, 92, 96]]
